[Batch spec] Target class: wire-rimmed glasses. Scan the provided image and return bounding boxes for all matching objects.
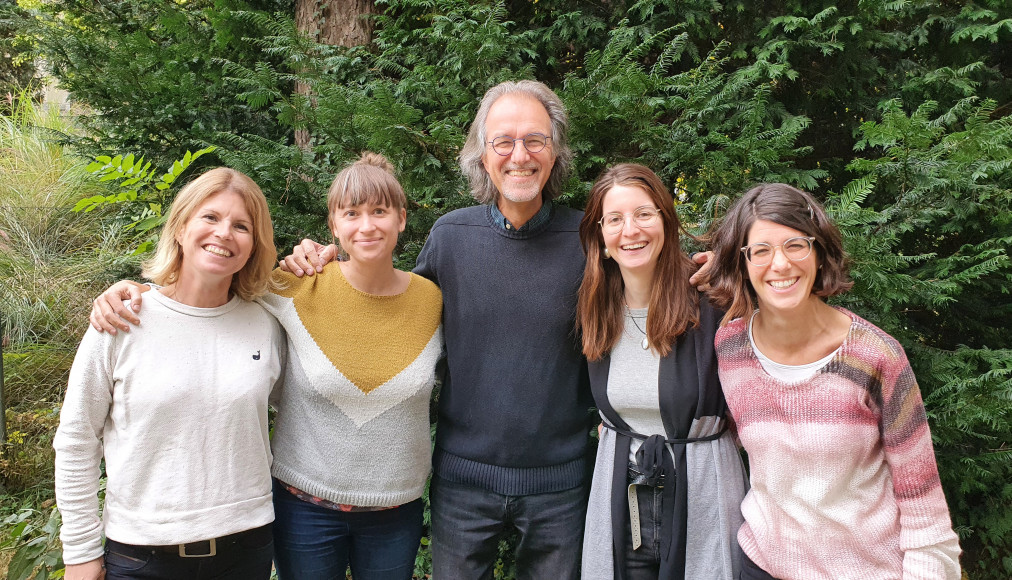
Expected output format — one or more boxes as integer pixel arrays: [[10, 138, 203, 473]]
[[487, 133, 551, 156], [598, 206, 661, 234], [741, 236, 816, 266]]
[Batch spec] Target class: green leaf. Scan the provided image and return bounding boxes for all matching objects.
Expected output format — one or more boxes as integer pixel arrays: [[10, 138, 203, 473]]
[[134, 214, 167, 232], [72, 195, 107, 213], [133, 240, 156, 255]]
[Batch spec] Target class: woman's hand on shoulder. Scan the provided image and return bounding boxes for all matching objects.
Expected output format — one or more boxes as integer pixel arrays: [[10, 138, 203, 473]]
[[278, 239, 338, 277], [65, 557, 105, 580], [90, 280, 150, 334]]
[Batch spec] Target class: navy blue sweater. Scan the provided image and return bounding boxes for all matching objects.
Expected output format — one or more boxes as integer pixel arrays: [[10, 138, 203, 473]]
[[414, 203, 593, 495]]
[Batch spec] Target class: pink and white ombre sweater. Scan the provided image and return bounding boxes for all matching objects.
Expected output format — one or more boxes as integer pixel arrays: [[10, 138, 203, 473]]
[[715, 307, 961, 580]]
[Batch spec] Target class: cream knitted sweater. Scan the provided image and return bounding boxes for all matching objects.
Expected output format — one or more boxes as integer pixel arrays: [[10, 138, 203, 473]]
[[55, 292, 285, 565]]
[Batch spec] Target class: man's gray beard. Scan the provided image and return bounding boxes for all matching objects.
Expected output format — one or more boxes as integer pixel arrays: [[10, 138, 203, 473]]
[[500, 186, 542, 205]]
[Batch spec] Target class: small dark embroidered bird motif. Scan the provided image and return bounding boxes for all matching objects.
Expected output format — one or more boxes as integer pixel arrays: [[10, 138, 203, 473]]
[[252, 350, 261, 360]]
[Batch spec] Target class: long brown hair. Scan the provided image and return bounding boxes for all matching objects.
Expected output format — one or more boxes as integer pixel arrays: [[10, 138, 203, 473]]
[[707, 183, 853, 324], [576, 163, 698, 361]]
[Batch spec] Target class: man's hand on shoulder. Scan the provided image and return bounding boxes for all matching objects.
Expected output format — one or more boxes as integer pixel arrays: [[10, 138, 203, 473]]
[[689, 251, 715, 292]]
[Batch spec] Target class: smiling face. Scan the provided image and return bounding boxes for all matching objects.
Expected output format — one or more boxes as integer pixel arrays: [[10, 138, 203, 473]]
[[600, 184, 665, 281], [331, 202, 406, 265], [745, 219, 821, 314], [481, 93, 556, 209], [175, 190, 255, 286]]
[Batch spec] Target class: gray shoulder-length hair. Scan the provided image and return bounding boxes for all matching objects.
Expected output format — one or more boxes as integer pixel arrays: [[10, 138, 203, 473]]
[[458, 80, 573, 204]]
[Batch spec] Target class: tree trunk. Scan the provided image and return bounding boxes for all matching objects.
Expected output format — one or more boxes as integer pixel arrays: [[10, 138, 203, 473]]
[[294, 0, 375, 150], [296, 0, 375, 47]]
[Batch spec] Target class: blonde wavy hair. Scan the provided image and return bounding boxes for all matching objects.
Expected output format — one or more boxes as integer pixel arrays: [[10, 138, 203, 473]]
[[141, 167, 277, 301]]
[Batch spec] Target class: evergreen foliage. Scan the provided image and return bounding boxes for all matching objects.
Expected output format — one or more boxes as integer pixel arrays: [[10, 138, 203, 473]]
[[0, 1, 35, 107], [19, 0, 1012, 575], [18, 0, 293, 167]]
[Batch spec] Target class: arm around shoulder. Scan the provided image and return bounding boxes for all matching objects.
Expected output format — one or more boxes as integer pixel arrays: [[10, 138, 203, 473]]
[[90, 280, 151, 334]]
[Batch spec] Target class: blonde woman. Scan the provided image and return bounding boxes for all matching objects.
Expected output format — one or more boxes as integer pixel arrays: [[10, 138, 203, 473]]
[[88, 153, 443, 580], [56, 168, 284, 580]]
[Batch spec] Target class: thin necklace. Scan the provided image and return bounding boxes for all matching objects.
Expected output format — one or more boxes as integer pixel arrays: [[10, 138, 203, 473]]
[[625, 302, 650, 350]]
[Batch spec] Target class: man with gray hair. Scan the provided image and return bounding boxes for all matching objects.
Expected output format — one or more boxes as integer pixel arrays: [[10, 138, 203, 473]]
[[282, 80, 594, 577], [414, 80, 592, 578]]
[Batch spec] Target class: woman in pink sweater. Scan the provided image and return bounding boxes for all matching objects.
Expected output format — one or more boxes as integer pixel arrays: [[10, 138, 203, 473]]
[[707, 183, 961, 579]]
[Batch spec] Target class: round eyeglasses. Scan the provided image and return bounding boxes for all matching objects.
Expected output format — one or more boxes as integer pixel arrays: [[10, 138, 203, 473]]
[[741, 236, 816, 266], [598, 206, 660, 234], [487, 133, 551, 156]]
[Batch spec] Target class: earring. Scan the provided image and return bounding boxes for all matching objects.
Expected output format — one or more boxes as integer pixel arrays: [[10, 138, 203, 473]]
[[603, 247, 611, 259]]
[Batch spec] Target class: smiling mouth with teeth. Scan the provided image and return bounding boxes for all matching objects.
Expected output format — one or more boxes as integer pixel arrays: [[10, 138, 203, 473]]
[[203, 245, 233, 257], [768, 278, 797, 289], [621, 242, 647, 250]]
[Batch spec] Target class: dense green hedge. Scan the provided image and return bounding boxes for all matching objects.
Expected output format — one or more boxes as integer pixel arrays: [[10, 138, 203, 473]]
[[18, 0, 1012, 576]]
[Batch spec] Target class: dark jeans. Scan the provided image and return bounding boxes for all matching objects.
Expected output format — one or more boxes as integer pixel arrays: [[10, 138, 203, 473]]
[[739, 551, 779, 580], [271, 480, 423, 580], [103, 524, 273, 580], [621, 484, 664, 579], [429, 474, 589, 580]]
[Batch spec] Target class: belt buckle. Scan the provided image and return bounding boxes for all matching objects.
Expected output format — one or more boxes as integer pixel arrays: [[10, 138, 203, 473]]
[[178, 538, 216, 558]]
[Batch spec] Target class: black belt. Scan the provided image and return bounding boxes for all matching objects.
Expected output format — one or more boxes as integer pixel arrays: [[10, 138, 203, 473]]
[[627, 462, 666, 488], [107, 523, 272, 558]]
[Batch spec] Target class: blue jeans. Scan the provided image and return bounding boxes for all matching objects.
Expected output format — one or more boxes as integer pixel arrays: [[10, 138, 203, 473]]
[[271, 480, 423, 580], [103, 524, 273, 580], [429, 474, 589, 580]]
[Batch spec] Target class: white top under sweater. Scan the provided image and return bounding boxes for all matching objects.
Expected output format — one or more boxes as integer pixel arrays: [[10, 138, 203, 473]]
[[54, 291, 285, 565]]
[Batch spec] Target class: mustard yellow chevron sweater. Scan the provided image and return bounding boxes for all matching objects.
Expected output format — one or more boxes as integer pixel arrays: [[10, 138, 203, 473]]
[[259, 263, 443, 507]]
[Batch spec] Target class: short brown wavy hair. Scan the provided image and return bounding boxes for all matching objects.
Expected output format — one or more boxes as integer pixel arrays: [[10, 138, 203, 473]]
[[707, 183, 852, 324]]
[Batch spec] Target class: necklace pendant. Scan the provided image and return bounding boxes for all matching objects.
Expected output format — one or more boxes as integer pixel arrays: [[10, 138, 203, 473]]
[[641, 337, 650, 350]]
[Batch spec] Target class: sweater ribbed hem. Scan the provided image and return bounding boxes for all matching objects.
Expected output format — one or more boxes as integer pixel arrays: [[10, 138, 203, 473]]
[[433, 449, 588, 496], [271, 463, 426, 508], [102, 494, 274, 547]]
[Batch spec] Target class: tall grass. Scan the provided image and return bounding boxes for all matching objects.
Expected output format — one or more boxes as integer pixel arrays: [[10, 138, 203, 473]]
[[1, 94, 137, 351], [0, 92, 139, 494]]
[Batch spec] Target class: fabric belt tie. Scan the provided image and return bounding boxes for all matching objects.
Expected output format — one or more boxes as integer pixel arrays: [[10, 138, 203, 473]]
[[603, 421, 728, 573]]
